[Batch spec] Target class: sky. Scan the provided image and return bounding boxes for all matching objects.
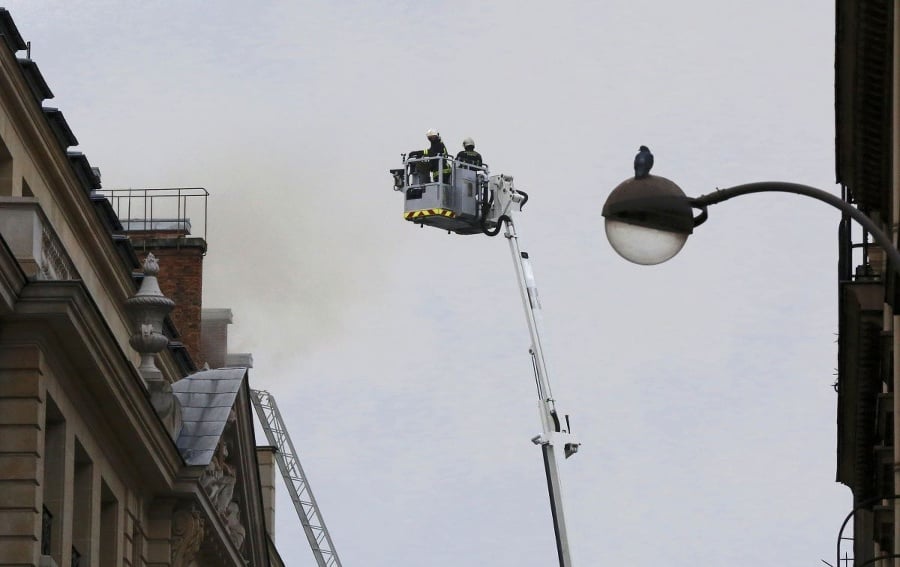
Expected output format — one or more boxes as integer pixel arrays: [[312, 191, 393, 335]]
[[5, 1, 848, 565]]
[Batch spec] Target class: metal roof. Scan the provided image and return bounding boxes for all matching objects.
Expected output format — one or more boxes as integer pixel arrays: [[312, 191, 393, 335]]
[[42, 107, 78, 149], [67, 151, 101, 193], [172, 367, 248, 466], [0, 9, 26, 53], [16, 57, 52, 102]]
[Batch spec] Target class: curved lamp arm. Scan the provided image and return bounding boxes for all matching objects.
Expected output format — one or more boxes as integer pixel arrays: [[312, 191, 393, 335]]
[[835, 494, 900, 567], [693, 184, 900, 567], [692, 182, 900, 273], [694, 186, 900, 567]]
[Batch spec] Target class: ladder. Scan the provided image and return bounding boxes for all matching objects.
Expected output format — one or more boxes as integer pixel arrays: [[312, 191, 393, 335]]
[[250, 389, 343, 567]]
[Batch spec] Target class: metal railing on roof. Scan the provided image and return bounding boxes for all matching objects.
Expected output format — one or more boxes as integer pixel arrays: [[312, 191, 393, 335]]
[[100, 187, 209, 240]]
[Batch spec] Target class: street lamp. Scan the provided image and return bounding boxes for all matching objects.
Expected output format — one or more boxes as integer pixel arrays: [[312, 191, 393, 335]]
[[603, 152, 900, 566], [602, 168, 900, 271]]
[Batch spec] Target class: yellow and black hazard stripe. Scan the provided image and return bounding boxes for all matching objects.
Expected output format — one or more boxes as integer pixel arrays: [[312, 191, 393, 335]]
[[404, 208, 456, 220]]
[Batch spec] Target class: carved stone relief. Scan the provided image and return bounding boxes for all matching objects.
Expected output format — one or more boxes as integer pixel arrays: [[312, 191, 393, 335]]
[[200, 440, 237, 516], [37, 221, 76, 280], [199, 411, 247, 553], [223, 502, 246, 551], [171, 506, 205, 567]]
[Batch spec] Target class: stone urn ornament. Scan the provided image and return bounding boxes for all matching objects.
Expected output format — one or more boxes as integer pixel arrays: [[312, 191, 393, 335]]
[[125, 253, 181, 434]]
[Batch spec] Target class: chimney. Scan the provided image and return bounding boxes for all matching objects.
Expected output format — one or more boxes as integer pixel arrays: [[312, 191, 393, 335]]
[[132, 234, 206, 362], [225, 353, 253, 368], [201, 308, 254, 369], [200, 308, 232, 368], [115, 188, 209, 364], [114, 188, 209, 364]]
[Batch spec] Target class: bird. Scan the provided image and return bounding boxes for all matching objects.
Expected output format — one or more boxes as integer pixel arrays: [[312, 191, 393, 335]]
[[634, 145, 654, 179]]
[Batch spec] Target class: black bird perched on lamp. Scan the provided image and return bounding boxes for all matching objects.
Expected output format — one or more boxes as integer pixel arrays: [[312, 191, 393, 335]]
[[634, 145, 654, 178]]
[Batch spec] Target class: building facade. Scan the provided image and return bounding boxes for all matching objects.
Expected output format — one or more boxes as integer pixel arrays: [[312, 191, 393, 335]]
[[0, 10, 282, 567], [835, 0, 900, 564]]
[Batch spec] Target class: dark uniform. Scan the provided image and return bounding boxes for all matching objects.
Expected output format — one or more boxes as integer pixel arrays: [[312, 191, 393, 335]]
[[424, 137, 451, 183], [456, 148, 483, 169]]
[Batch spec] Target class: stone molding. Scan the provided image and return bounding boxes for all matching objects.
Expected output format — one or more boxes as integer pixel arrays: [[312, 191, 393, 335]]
[[13, 281, 184, 485]]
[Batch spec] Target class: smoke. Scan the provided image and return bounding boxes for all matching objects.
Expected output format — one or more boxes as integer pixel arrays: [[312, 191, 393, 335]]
[[195, 141, 403, 359]]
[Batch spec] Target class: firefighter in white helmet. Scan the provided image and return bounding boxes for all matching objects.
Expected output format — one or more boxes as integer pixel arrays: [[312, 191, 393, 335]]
[[456, 137, 483, 170], [423, 129, 451, 184]]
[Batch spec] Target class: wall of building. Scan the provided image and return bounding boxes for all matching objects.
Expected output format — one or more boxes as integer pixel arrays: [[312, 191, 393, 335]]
[[0, 10, 277, 567]]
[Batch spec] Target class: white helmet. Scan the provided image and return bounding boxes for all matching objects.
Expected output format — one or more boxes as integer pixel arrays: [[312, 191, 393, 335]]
[[426, 128, 440, 138], [462, 137, 475, 149]]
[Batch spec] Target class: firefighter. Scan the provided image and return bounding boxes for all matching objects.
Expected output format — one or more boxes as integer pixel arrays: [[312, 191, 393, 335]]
[[424, 129, 452, 183], [456, 137, 483, 169]]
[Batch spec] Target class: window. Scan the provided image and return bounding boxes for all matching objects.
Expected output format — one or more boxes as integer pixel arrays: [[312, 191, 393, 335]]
[[42, 397, 65, 563], [99, 480, 118, 566], [40, 506, 51, 556], [72, 441, 93, 564]]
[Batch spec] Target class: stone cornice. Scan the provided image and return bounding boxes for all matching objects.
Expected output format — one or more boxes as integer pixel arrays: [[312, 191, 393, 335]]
[[9, 280, 184, 488]]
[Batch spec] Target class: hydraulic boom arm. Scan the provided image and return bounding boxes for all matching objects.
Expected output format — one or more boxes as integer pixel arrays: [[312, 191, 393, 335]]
[[489, 178, 580, 567], [390, 162, 580, 566]]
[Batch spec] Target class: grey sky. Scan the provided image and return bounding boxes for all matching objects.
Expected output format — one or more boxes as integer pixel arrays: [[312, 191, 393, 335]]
[[7, 1, 844, 565]]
